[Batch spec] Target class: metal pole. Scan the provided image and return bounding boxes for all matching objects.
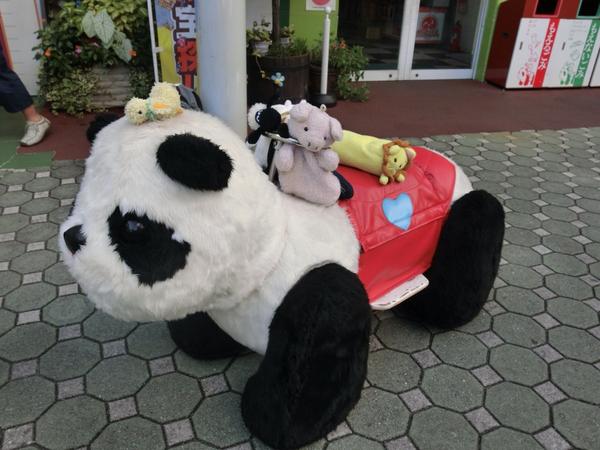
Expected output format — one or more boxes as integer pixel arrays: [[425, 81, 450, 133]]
[[320, 7, 331, 95], [197, 0, 247, 137], [146, 0, 160, 83]]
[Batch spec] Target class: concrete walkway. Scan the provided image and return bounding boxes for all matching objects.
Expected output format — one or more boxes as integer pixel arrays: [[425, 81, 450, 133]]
[[0, 127, 599, 450]]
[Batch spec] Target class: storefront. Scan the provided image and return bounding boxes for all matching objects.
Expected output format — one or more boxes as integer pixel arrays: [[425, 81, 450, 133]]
[[338, 0, 488, 80]]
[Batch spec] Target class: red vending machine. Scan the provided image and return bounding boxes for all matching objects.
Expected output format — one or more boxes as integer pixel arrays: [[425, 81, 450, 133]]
[[485, 0, 580, 88]]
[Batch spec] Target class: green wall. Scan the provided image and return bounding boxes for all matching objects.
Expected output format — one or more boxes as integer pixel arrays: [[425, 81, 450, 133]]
[[475, 0, 506, 81], [289, 0, 339, 46]]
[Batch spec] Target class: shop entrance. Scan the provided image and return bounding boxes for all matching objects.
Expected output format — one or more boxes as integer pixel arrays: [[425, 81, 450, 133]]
[[338, 0, 488, 81]]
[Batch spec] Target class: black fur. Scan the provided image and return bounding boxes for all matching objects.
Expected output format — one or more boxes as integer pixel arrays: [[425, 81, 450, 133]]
[[86, 113, 120, 143], [108, 207, 190, 286], [167, 311, 246, 359], [63, 225, 86, 253], [396, 190, 505, 327], [333, 171, 354, 200], [241, 263, 371, 449], [156, 133, 233, 191]]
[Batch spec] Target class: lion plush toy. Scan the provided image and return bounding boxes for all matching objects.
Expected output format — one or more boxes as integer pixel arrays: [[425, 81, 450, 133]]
[[60, 100, 505, 449]]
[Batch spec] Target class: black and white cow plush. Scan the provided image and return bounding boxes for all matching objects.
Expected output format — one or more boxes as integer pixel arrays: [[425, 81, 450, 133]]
[[60, 109, 504, 449]]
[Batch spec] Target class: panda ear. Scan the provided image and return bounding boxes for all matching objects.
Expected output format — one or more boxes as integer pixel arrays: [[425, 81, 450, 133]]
[[156, 133, 233, 191], [86, 113, 120, 143]]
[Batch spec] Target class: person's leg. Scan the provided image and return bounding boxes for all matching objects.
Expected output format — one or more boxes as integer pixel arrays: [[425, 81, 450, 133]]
[[0, 43, 50, 145]]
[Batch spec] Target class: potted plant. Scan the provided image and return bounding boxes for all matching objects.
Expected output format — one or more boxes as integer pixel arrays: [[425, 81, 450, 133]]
[[34, 0, 153, 115], [280, 25, 295, 47], [246, 20, 272, 56], [310, 38, 370, 102]]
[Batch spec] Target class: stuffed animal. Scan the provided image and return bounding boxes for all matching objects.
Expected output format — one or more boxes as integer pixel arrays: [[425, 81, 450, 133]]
[[60, 108, 504, 450], [274, 100, 343, 206], [124, 82, 183, 124], [332, 130, 417, 185], [246, 100, 293, 170]]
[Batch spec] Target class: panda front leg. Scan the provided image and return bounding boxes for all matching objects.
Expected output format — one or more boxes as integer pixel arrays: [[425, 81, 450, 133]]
[[397, 190, 505, 328], [242, 263, 371, 449], [167, 312, 247, 360]]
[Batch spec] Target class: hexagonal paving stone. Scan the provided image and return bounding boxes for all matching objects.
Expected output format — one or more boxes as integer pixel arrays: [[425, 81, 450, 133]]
[[83, 310, 137, 342], [86, 354, 148, 400], [50, 183, 79, 200], [551, 359, 600, 404], [192, 392, 250, 447], [42, 294, 94, 326], [1, 171, 34, 185], [0, 270, 21, 296], [327, 435, 383, 450], [542, 235, 583, 255], [0, 377, 55, 428], [127, 322, 176, 359], [490, 344, 548, 386], [48, 205, 72, 224], [504, 228, 540, 247], [493, 313, 545, 348], [52, 164, 84, 179], [376, 317, 431, 353], [347, 387, 409, 441], [409, 407, 478, 450], [482, 428, 543, 450], [502, 244, 542, 266], [10, 250, 57, 274], [0, 192, 32, 208], [367, 349, 420, 393], [43, 262, 74, 285], [549, 326, 600, 363], [39, 338, 101, 381], [0, 309, 16, 335], [421, 364, 483, 412], [20, 198, 59, 216], [547, 298, 599, 329], [0, 323, 56, 361], [0, 240, 25, 261], [36, 396, 106, 449], [498, 265, 543, 289], [431, 331, 487, 369], [457, 311, 492, 334], [175, 350, 231, 379], [0, 359, 8, 385], [541, 220, 579, 238], [91, 417, 165, 450], [137, 372, 202, 422], [495, 286, 544, 315], [543, 253, 587, 276], [546, 274, 593, 300], [485, 382, 549, 433], [4, 282, 56, 312], [24, 177, 59, 192], [225, 353, 262, 393], [0, 214, 29, 233], [554, 400, 600, 450], [15, 223, 58, 243]]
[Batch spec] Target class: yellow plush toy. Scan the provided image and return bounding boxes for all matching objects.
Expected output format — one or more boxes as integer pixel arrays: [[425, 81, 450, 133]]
[[125, 82, 183, 125], [332, 130, 417, 185]]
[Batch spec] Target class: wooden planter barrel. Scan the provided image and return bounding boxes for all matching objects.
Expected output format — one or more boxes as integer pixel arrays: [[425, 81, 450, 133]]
[[91, 65, 132, 108], [247, 53, 310, 105], [309, 64, 338, 97]]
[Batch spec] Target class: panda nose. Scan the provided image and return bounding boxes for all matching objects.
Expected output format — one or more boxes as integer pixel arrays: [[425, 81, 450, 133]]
[[63, 225, 86, 253]]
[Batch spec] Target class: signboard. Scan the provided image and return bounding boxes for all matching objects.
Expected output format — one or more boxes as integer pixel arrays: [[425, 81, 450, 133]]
[[415, 7, 447, 45], [306, 0, 336, 11], [153, 0, 198, 88]]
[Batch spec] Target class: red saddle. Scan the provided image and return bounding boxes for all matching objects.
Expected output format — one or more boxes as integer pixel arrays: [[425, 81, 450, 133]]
[[338, 146, 456, 302]]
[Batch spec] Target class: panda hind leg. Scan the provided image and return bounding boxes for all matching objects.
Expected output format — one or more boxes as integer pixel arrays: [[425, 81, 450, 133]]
[[241, 263, 371, 450], [167, 311, 247, 360], [395, 190, 505, 328]]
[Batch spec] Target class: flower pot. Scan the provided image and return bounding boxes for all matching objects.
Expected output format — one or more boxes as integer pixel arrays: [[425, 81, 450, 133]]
[[280, 37, 291, 47], [247, 53, 310, 105], [90, 65, 133, 108], [309, 64, 338, 97], [252, 41, 270, 56]]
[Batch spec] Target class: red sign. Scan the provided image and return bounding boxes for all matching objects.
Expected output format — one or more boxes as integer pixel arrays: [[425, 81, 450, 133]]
[[533, 18, 559, 88]]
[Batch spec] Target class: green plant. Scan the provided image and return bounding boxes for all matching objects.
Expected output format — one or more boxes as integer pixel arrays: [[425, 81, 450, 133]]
[[267, 37, 308, 57], [129, 67, 153, 98], [311, 38, 369, 101], [43, 69, 99, 115], [81, 10, 133, 63], [280, 25, 295, 39], [246, 20, 272, 44]]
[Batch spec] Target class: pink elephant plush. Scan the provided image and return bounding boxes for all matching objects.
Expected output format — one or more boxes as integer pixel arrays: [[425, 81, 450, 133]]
[[275, 100, 344, 206]]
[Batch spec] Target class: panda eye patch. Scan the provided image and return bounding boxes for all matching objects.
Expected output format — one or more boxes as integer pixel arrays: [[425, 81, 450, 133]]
[[125, 220, 145, 234]]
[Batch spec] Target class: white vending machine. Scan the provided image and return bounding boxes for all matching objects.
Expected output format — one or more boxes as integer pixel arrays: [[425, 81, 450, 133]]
[[505, 18, 550, 89], [543, 19, 600, 87]]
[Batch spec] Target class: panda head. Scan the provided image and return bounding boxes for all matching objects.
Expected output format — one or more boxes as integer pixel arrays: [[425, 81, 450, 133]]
[[60, 110, 285, 322]]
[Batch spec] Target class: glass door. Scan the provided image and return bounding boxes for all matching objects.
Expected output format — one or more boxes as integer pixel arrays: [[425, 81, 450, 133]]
[[407, 0, 487, 79]]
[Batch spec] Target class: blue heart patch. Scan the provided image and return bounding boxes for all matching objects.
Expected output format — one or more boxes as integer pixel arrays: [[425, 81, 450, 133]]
[[382, 194, 413, 230]]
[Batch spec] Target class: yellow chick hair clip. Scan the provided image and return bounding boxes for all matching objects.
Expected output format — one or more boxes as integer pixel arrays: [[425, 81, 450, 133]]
[[125, 82, 183, 125]]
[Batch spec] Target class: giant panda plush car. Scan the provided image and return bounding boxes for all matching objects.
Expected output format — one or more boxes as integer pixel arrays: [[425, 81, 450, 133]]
[[60, 107, 504, 449]]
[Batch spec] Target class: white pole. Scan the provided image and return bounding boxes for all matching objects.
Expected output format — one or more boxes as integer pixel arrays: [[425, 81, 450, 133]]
[[320, 7, 332, 95], [146, 0, 160, 83], [198, 0, 247, 138]]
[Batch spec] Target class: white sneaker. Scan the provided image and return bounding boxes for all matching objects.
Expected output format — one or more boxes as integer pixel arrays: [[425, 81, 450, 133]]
[[21, 117, 51, 146]]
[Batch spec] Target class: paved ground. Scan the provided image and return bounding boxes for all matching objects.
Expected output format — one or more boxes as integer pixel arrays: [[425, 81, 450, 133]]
[[1, 127, 600, 450]]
